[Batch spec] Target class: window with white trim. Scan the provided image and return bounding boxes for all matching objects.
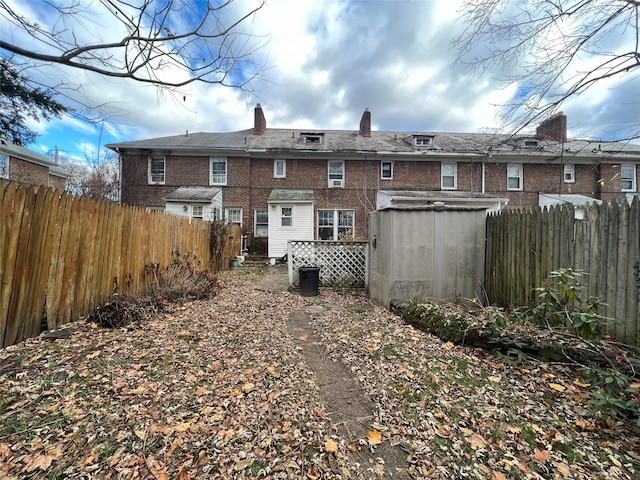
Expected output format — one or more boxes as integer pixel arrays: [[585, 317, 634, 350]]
[[255, 208, 268, 237], [621, 164, 637, 192], [441, 162, 457, 190], [148, 156, 165, 184], [414, 135, 434, 146], [0, 154, 8, 179], [328, 160, 344, 188], [280, 206, 293, 227], [318, 209, 354, 240], [563, 164, 575, 183], [507, 164, 523, 191], [302, 132, 324, 144], [274, 159, 286, 178], [210, 157, 227, 185], [225, 208, 242, 226], [381, 161, 393, 179], [191, 205, 203, 219]]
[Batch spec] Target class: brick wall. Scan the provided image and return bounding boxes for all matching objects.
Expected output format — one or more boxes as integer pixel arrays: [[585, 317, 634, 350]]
[[120, 151, 637, 239], [10, 157, 50, 186]]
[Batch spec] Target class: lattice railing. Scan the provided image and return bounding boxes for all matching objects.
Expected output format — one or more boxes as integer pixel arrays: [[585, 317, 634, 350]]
[[288, 240, 368, 288]]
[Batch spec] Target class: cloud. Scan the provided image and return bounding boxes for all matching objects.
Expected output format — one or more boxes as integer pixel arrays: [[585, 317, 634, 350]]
[[2, 0, 637, 158]]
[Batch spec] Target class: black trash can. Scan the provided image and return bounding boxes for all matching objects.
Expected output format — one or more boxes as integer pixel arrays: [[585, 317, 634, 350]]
[[299, 267, 320, 296]]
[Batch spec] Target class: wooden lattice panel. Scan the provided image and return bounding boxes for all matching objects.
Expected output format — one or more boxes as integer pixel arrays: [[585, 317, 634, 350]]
[[289, 241, 368, 288]]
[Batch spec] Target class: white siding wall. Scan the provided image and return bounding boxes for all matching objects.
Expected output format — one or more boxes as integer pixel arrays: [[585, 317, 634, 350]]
[[164, 202, 217, 221], [268, 203, 314, 258]]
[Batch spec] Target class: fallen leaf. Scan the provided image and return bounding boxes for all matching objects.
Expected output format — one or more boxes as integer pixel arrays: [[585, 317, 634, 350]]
[[325, 438, 339, 455], [491, 471, 507, 480], [534, 449, 551, 462], [147, 456, 168, 480], [554, 461, 571, 477], [368, 430, 382, 445], [549, 383, 566, 392], [134, 429, 147, 440], [470, 433, 488, 449], [241, 382, 255, 393], [374, 463, 385, 476], [174, 467, 191, 480]]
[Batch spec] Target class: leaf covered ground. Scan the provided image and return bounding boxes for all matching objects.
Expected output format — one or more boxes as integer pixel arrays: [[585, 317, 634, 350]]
[[1, 267, 638, 479]]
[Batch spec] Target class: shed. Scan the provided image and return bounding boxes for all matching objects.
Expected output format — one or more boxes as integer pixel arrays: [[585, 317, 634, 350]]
[[163, 187, 222, 221], [538, 193, 602, 219], [267, 189, 315, 259], [369, 203, 487, 308]]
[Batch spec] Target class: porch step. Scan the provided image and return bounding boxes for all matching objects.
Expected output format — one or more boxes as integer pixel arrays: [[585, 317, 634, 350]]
[[242, 255, 270, 266]]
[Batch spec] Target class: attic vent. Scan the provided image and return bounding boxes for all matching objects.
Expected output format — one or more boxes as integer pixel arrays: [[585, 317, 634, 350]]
[[414, 135, 434, 146], [301, 132, 325, 144]]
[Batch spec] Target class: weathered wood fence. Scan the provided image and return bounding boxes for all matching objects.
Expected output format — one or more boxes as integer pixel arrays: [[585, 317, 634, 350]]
[[1, 181, 240, 348], [486, 199, 640, 346]]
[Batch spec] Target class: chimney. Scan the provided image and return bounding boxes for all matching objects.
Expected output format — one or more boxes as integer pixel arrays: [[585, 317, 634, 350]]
[[253, 103, 266, 135], [536, 112, 567, 142], [359, 107, 371, 138]]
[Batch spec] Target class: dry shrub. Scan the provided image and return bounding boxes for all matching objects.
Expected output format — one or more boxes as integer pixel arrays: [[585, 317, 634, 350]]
[[146, 250, 218, 302]]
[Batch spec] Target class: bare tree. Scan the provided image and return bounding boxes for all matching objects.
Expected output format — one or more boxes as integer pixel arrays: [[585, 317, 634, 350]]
[[0, 0, 267, 89], [454, 0, 640, 138]]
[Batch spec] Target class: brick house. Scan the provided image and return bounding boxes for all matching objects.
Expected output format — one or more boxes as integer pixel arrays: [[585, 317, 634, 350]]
[[107, 105, 640, 257], [0, 139, 68, 190]]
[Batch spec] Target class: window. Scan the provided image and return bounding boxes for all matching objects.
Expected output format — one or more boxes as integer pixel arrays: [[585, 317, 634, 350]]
[[524, 140, 540, 148], [564, 164, 575, 183], [255, 208, 268, 237], [621, 164, 637, 192], [192, 205, 203, 219], [302, 132, 324, 144], [225, 208, 242, 226], [318, 210, 354, 240], [507, 164, 523, 191], [381, 161, 393, 179], [414, 135, 434, 146], [328, 160, 344, 188], [441, 162, 457, 190], [0, 154, 8, 179], [274, 159, 286, 178], [280, 206, 293, 227], [210, 158, 227, 185], [148, 156, 165, 184]]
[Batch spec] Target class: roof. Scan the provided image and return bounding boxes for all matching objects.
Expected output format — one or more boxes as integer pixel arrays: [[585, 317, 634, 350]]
[[0, 139, 69, 175], [106, 128, 640, 162], [377, 190, 509, 211], [539, 193, 603, 206], [268, 189, 314, 203], [163, 187, 222, 202]]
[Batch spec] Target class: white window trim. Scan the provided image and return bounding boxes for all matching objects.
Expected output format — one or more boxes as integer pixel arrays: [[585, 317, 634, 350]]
[[328, 160, 344, 188], [148, 156, 165, 185], [274, 159, 286, 178], [507, 163, 523, 191], [225, 207, 242, 226], [280, 205, 293, 228], [210, 157, 227, 185], [414, 135, 434, 146], [381, 161, 393, 180], [621, 164, 637, 192], [317, 209, 355, 241], [254, 208, 268, 237], [191, 205, 203, 219], [563, 164, 575, 183], [441, 162, 457, 190]]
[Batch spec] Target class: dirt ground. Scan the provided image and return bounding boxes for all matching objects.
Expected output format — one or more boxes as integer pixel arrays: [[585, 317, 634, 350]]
[[0, 265, 638, 479]]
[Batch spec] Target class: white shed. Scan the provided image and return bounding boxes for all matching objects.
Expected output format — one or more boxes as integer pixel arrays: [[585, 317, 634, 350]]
[[163, 187, 222, 221], [267, 189, 315, 259]]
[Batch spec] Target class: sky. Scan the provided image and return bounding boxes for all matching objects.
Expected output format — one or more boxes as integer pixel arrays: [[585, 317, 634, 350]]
[[3, 0, 639, 164]]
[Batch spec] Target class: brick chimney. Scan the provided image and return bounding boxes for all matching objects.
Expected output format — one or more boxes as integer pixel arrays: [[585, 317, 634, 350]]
[[253, 103, 266, 135], [359, 107, 371, 138], [536, 112, 567, 142]]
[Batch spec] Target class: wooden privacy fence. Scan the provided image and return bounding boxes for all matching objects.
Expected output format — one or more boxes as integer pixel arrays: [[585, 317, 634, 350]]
[[485, 199, 640, 346], [0, 181, 241, 348]]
